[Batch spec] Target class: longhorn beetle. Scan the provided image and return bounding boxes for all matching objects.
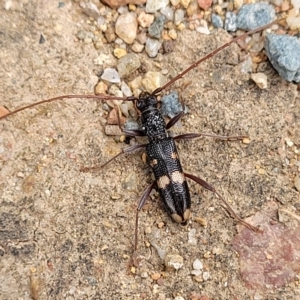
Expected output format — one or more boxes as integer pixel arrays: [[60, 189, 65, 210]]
[[0, 19, 280, 254]]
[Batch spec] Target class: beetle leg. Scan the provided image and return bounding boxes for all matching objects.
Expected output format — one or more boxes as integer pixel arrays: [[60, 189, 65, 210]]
[[184, 172, 262, 233], [174, 133, 247, 141], [166, 110, 185, 130], [122, 129, 146, 137], [134, 181, 157, 251], [81, 143, 147, 172]]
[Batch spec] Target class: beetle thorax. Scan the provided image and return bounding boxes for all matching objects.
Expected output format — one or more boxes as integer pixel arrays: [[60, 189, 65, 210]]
[[136, 91, 167, 140], [141, 110, 167, 139]]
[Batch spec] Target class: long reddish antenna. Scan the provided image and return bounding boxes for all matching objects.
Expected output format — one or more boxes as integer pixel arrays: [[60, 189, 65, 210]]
[[0, 94, 137, 120], [152, 18, 283, 96]]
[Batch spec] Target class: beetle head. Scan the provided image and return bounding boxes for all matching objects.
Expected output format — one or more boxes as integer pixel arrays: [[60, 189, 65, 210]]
[[135, 92, 158, 113]]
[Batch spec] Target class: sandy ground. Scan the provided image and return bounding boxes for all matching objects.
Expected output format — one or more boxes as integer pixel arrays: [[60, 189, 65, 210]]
[[0, 1, 299, 299]]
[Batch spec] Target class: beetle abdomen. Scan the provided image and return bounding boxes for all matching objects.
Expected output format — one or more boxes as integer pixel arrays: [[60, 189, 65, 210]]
[[146, 137, 191, 224]]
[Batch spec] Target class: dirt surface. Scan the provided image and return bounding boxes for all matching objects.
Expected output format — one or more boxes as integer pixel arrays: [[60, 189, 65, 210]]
[[0, 1, 299, 300]]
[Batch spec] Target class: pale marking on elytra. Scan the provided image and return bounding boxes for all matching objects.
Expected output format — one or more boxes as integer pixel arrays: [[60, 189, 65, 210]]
[[171, 171, 185, 184], [157, 175, 170, 189]]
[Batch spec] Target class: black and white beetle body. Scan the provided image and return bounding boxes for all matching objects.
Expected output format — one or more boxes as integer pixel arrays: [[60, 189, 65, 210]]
[[137, 92, 191, 225]]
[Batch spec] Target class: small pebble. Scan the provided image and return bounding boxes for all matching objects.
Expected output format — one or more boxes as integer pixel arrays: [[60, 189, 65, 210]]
[[137, 11, 154, 28], [212, 247, 223, 255], [161, 6, 174, 21], [186, 0, 198, 16], [131, 41, 144, 53], [174, 9, 185, 25], [258, 168, 266, 175], [145, 227, 152, 234], [198, 0, 213, 10], [234, 0, 244, 9], [121, 81, 133, 97], [211, 14, 223, 28], [115, 13, 138, 44], [0, 105, 9, 118], [285, 137, 294, 147], [148, 15, 166, 39], [117, 53, 141, 78], [151, 273, 161, 280], [157, 221, 165, 228], [101, 68, 121, 83], [203, 251, 211, 258], [196, 25, 210, 35], [188, 228, 197, 245], [168, 29, 177, 40], [202, 271, 210, 281], [124, 120, 139, 130], [113, 48, 127, 58], [164, 253, 184, 271], [108, 84, 123, 98], [224, 11, 237, 31], [251, 73, 268, 89], [142, 71, 167, 93], [146, 0, 169, 13], [161, 91, 182, 118], [286, 16, 300, 30], [141, 271, 148, 278], [180, 0, 191, 8], [194, 216, 208, 227], [145, 38, 162, 58], [193, 259, 203, 270], [120, 103, 129, 117], [193, 275, 203, 282]]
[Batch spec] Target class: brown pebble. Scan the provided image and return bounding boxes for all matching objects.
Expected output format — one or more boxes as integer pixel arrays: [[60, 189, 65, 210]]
[[156, 278, 164, 285], [151, 273, 161, 280], [193, 275, 203, 282], [162, 40, 175, 53], [194, 216, 208, 227], [107, 108, 125, 125], [157, 221, 165, 228], [0, 105, 9, 118], [197, 0, 212, 10]]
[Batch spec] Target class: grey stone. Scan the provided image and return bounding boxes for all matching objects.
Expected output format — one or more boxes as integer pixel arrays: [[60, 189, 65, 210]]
[[146, 0, 169, 13], [101, 68, 121, 83], [124, 120, 139, 130], [237, 3, 275, 30], [264, 34, 300, 83], [161, 91, 182, 118], [212, 14, 223, 29], [145, 38, 162, 58], [161, 5, 174, 21], [117, 53, 141, 78], [174, 9, 185, 25], [224, 12, 237, 32], [148, 15, 166, 39]]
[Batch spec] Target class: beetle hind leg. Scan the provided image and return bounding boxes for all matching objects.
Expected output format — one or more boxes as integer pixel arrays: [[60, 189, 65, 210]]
[[184, 172, 262, 233]]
